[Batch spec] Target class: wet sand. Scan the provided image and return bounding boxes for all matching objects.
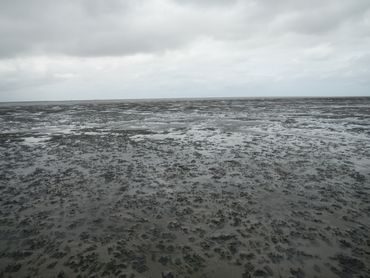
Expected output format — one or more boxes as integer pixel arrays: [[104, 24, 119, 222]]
[[0, 97, 369, 278]]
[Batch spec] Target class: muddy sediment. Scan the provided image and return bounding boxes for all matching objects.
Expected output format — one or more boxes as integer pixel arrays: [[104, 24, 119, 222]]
[[0, 98, 369, 277]]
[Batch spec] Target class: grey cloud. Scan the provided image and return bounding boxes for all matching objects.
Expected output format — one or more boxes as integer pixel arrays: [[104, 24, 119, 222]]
[[0, 69, 58, 92], [0, 0, 369, 58], [252, 0, 370, 34], [2, 3, 203, 58], [171, 0, 239, 7], [282, 1, 370, 34]]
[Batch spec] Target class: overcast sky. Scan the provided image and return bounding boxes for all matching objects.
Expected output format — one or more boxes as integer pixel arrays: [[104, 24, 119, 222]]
[[0, 0, 370, 101]]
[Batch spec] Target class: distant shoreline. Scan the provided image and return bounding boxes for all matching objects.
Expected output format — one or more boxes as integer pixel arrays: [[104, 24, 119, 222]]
[[0, 95, 369, 106]]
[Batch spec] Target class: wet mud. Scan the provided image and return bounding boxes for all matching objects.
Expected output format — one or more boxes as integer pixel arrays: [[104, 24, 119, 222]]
[[0, 97, 369, 277]]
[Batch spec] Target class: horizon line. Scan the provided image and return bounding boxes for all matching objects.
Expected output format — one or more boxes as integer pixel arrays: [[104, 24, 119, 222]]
[[1, 95, 369, 105]]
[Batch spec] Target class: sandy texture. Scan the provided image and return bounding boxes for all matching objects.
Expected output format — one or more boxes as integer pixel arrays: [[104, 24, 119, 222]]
[[0, 98, 369, 278]]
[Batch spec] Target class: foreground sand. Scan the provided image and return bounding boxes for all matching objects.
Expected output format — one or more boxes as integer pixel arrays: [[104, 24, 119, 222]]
[[0, 98, 369, 278]]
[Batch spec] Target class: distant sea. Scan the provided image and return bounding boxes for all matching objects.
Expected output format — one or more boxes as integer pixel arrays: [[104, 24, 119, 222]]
[[0, 96, 369, 107]]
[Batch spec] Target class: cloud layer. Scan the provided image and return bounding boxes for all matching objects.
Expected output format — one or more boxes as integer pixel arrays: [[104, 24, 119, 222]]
[[1, 0, 370, 101]]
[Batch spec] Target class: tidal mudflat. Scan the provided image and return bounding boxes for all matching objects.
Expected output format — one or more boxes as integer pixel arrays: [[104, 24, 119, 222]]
[[0, 98, 369, 278]]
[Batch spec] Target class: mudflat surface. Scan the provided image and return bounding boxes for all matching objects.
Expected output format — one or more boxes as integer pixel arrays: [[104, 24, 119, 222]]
[[0, 98, 369, 278]]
